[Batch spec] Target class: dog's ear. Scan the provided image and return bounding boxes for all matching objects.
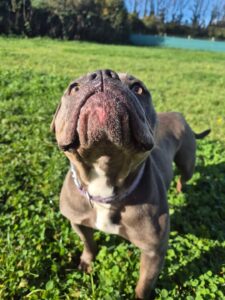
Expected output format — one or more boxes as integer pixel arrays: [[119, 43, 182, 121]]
[[50, 102, 61, 133]]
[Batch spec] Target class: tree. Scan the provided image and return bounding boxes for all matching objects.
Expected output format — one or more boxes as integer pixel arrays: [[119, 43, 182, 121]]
[[96, 0, 129, 43], [0, 1, 11, 34], [30, 7, 62, 38], [169, 0, 189, 24], [190, 0, 210, 28], [208, 0, 225, 25], [10, 0, 32, 34], [0, 0, 32, 35]]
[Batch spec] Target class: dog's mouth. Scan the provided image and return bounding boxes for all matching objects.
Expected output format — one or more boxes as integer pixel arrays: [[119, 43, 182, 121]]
[[74, 89, 154, 152], [76, 92, 129, 147]]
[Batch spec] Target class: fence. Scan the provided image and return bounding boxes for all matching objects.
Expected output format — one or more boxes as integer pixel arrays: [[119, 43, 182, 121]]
[[130, 34, 225, 52]]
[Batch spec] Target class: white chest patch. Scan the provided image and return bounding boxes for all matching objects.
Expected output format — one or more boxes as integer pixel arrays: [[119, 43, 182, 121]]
[[87, 164, 114, 198], [93, 203, 120, 235]]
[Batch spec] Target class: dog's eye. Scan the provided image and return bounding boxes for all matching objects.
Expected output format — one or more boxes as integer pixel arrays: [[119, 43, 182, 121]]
[[131, 84, 144, 95], [69, 83, 79, 95]]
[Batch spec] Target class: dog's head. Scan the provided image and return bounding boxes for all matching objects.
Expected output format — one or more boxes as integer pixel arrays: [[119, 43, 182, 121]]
[[51, 70, 157, 186]]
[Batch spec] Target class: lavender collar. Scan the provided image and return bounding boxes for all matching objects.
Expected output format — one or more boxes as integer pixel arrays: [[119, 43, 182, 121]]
[[70, 162, 145, 204]]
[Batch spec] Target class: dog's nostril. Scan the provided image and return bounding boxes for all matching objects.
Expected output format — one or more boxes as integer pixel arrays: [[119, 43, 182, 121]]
[[111, 72, 119, 80], [104, 69, 119, 80], [90, 72, 98, 80], [105, 69, 113, 78]]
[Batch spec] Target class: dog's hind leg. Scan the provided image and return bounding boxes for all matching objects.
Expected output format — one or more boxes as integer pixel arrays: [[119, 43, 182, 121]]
[[174, 124, 211, 192], [71, 223, 97, 273], [174, 124, 197, 192]]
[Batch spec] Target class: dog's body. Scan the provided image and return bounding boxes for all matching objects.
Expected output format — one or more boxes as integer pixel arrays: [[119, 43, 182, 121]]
[[51, 70, 210, 299]]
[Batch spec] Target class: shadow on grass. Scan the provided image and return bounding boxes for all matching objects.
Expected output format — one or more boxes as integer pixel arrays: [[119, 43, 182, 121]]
[[159, 245, 224, 293], [171, 162, 225, 241], [158, 161, 225, 293]]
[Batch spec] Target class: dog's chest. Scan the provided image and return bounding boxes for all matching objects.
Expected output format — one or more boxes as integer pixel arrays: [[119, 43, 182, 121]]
[[93, 203, 121, 235]]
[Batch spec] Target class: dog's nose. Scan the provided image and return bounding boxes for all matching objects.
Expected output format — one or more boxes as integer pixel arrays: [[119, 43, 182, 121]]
[[87, 70, 120, 82]]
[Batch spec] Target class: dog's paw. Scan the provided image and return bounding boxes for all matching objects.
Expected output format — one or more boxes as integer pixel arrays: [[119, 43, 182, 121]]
[[135, 291, 156, 300], [135, 286, 156, 300], [176, 177, 183, 193], [78, 259, 92, 273]]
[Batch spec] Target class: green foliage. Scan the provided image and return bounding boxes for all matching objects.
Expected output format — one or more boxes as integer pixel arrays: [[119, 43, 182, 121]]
[[0, 0, 129, 43], [131, 17, 214, 40], [0, 37, 225, 299], [0, 0, 31, 35], [128, 13, 146, 33], [208, 24, 225, 41], [0, 1, 11, 34], [30, 7, 62, 38], [98, 0, 129, 43], [1, 0, 225, 42], [143, 15, 165, 35]]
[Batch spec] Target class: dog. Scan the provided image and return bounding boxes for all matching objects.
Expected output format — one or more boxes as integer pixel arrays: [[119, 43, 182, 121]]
[[51, 70, 210, 299]]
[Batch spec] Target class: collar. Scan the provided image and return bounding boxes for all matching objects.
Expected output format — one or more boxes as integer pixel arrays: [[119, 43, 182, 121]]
[[70, 162, 146, 204]]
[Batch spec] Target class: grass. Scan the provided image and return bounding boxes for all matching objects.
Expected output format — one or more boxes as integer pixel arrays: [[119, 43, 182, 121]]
[[0, 37, 224, 299]]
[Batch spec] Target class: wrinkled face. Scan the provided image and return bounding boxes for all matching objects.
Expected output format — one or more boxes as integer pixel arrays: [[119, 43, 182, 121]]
[[51, 70, 157, 185], [52, 70, 157, 155]]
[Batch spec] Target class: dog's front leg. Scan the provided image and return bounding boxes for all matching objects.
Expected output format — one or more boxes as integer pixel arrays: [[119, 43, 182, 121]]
[[135, 250, 165, 300], [71, 223, 97, 273]]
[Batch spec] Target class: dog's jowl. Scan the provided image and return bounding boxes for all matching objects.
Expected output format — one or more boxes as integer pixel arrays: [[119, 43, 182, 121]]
[[51, 70, 210, 299]]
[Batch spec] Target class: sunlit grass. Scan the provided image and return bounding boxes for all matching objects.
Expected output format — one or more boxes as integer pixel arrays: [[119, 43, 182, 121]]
[[0, 37, 224, 299]]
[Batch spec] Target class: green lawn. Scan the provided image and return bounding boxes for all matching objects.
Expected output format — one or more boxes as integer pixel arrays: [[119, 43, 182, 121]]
[[0, 37, 224, 299]]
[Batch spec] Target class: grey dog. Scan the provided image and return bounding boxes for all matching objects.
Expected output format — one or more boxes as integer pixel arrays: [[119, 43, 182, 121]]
[[51, 70, 210, 299]]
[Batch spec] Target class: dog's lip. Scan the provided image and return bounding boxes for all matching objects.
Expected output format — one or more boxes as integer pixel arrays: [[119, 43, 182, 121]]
[[76, 92, 103, 131], [76, 92, 128, 126], [76, 92, 154, 151], [59, 85, 154, 151], [58, 91, 96, 151], [76, 92, 129, 147]]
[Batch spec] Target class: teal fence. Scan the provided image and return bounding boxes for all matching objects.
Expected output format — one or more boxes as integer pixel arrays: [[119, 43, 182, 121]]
[[130, 34, 225, 52]]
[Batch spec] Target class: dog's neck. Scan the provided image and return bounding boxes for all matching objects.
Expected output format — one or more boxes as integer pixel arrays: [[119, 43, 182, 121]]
[[70, 162, 146, 204]]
